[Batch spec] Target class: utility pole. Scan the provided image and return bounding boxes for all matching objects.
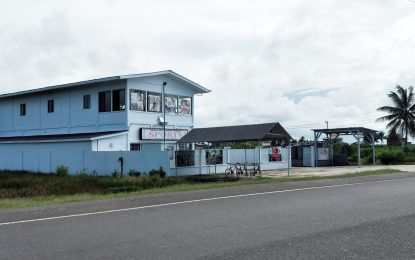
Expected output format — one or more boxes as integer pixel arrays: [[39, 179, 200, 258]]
[[325, 120, 328, 129], [162, 82, 167, 151]]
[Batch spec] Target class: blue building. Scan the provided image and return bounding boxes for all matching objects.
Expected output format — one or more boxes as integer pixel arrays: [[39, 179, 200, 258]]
[[0, 70, 210, 175]]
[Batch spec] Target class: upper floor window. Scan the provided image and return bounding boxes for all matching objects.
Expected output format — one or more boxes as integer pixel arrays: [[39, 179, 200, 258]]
[[83, 95, 91, 109], [130, 89, 146, 111], [165, 95, 178, 114], [47, 100, 54, 113], [113, 89, 126, 111], [99, 91, 111, 112], [147, 92, 162, 113], [179, 96, 192, 115], [20, 104, 26, 116]]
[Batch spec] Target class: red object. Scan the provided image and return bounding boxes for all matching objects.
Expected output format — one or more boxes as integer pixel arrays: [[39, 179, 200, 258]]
[[271, 147, 281, 161]]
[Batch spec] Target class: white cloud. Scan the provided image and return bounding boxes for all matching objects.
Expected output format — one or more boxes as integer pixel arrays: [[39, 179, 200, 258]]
[[1, 0, 415, 140]]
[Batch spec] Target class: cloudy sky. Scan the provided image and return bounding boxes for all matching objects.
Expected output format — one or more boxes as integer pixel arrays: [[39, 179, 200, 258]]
[[1, 0, 415, 140]]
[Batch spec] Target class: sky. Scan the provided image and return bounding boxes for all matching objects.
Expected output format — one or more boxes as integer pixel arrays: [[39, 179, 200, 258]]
[[1, 0, 415, 141]]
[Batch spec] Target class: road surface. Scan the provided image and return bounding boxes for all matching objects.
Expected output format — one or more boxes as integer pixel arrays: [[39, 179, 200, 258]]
[[1, 172, 415, 259]]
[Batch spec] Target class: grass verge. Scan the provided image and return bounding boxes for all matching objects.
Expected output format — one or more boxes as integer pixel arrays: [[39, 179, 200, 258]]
[[0, 169, 401, 210]]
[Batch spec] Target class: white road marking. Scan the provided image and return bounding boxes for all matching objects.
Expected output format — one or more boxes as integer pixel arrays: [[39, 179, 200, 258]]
[[1, 176, 414, 226]]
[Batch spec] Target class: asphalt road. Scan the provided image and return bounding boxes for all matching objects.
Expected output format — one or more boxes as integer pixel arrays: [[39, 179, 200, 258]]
[[2, 173, 415, 259]]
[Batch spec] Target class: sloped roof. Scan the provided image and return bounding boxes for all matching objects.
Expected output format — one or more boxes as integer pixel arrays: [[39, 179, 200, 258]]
[[0, 131, 127, 143], [178, 123, 292, 143], [0, 70, 210, 99]]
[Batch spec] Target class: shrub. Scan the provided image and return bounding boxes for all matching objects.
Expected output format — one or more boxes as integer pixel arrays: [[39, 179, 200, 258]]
[[56, 165, 69, 176], [128, 169, 141, 177], [149, 167, 166, 178], [379, 151, 405, 165]]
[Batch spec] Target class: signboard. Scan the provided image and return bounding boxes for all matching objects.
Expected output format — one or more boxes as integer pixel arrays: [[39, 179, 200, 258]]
[[141, 128, 188, 141]]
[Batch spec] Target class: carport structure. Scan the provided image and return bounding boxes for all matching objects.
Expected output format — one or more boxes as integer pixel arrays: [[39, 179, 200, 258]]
[[312, 127, 378, 167], [177, 122, 292, 174]]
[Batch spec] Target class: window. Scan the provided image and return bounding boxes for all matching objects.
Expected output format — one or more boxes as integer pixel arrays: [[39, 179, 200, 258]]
[[165, 95, 178, 114], [20, 104, 26, 116], [130, 143, 141, 151], [113, 89, 126, 111], [179, 97, 192, 115], [147, 92, 162, 112], [47, 100, 54, 113], [99, 91, 111, 112], [83, 95, 91, 109], [130, 89, 146, 111]]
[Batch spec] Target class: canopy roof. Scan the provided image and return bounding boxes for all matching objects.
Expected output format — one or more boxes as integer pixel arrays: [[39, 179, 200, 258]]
[[178, 122, 292, 143], [312, 127, 377, 135]]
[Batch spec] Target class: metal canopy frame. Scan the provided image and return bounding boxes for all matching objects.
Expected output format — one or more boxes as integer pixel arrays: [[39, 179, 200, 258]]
[[312, 127, 378, 167]]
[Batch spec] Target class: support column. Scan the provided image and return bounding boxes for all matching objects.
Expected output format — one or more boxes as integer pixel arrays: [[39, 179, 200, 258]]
[[357, 132, 361, 167], [371, 132, 376, 166]]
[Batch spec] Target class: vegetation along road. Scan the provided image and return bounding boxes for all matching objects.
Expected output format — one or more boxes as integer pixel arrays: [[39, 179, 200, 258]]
[[1, 171, 415, 259]]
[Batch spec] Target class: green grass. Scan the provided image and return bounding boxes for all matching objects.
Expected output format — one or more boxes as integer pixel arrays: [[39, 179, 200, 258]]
[[0, 169, 401, 210]]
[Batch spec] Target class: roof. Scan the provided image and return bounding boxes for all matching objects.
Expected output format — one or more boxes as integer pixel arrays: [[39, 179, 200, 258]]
[[0, 70, 210, 99], [0, 131, 127, 143], [178, 123, 292, 143], [312, 127, 378, 135]]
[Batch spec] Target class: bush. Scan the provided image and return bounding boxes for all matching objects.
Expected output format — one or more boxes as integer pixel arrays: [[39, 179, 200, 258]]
[[379, 151, 405, 165], [128, 169, 141, 177], [149, 167, 166, 178], [56, 165, 69, 176]]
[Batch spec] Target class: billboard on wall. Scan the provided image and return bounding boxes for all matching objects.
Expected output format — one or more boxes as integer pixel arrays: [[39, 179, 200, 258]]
[[130, 90, 146, 111], [140, 128, 188, 140]]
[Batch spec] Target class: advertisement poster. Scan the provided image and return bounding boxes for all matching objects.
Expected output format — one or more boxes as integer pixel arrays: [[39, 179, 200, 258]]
[[165, 95, 178, 114], [179, 97, 192, 115], [147, 92, 161, 112], [130, 90, 145, 111]]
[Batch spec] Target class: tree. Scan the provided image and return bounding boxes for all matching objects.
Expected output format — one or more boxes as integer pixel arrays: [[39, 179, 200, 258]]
[[377, 85, 415, 147], [378, 131, 385, 145]]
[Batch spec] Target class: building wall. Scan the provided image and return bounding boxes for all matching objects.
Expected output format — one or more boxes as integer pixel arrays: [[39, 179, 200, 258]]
[[0, 141, 170, 175], [0, 80, 128, 137], [91, 134, 128, 151], [126, 75, 194, 147]]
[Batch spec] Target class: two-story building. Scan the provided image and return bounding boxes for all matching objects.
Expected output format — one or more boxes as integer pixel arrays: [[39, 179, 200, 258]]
[[0, 70, 210, 175]]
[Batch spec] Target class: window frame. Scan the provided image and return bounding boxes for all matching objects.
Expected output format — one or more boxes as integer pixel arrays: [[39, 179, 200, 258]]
[[47, 100, 54, 113], [98, 91, 112, 112], [112, 89, 126, 111], [20, 103, 26, 116], [178, 96, 192, 115], [130, 143, 141, 151], [129, 89, 146, 112], [165, 94, 178, 114], [147, 92, 162, 113], [83, 95, 91, 109]]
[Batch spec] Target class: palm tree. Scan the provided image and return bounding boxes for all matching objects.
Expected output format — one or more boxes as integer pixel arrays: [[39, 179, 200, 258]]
[[377, 85, 415, 147], [378, 131, 385, 145]]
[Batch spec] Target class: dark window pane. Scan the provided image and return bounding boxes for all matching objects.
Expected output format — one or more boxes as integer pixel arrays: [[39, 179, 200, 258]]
[[113, 89, 125, 111], [83, 95, 91, 109], [99, 91, 111, 112], [20, 104, 26, 116], [130, 143, 141, 151], [47, 100, 54, 113]]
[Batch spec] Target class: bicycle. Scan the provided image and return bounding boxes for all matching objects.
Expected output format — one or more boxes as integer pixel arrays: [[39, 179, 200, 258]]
[[225, 163, 244, 177]]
